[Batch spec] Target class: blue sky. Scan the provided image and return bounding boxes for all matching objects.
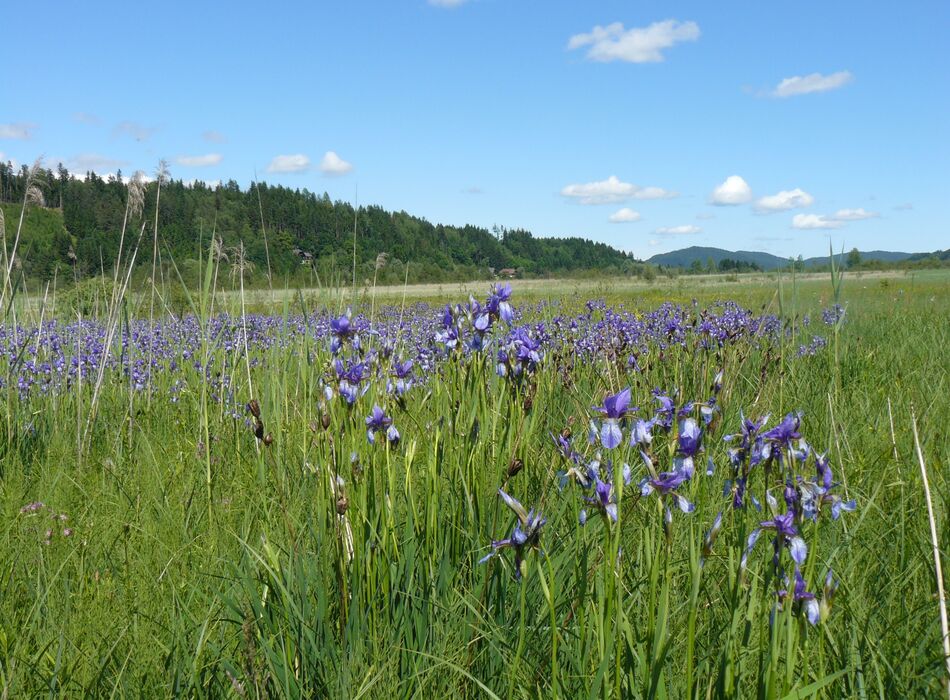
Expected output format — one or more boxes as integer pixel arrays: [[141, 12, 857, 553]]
[[2, 1, 947, 259]]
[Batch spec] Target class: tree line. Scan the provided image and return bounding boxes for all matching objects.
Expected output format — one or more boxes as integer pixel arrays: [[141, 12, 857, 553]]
[[0, 161, 645, 287]]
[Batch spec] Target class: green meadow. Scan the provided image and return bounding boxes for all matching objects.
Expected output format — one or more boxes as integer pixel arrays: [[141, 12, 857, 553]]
[[1, 268, 948, 698]]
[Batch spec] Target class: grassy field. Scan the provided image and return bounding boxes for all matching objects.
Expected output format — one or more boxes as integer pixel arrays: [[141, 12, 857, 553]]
[[1, 268, 948, 697]]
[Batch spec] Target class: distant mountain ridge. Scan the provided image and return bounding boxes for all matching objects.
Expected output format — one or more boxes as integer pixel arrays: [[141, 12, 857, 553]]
[[646, 246, 922, 270]]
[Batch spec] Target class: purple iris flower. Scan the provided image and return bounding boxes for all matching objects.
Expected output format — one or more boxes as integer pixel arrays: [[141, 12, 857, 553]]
[[388, 359, 414, 396], [639, 465, 695, 514], [579, 462, 632, 524], [756, 511, 808, 565], [815, 451, 833, 490], [677, 418, 702, 457], [653, 393, 676, 430], [480, 489, 545, 579], [592, 388, 632, 449], [487, 283, 514, 323], [630, 417, 655, 447], [365, 405, 399, 445], [763, 412, 802, 449], [777, 567, 820, 625], [329, 311, 356, 354]]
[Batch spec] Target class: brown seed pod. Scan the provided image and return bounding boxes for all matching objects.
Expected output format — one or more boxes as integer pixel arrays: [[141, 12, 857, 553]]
[[262, 433, 274, 447], [560, 427, 572, 440], [247, 399, 261, 419], [507, 458, 524, 478], [254, 420, 264, 441], [336, 495, 349, 515], [321, 413, 331, 431]]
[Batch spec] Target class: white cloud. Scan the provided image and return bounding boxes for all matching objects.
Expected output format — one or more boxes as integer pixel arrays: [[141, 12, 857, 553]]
[[831, 207, 879, 221], [176, 153, 223, 167], [568, 20, 700, 63], [203, 130, 227, 143], [772, 71, 853, 98], [609, 207, 642, 223], [792, 214, 843, 230], [656, 224, 701, 235], [754, 188, 814, 213], [113, 120, 157, 141], [560, 175, 675, 205], [319, 151, 353, 175], [67, 153, 130, 173], [267, 154, 310, 173], [0, 122, 36, 139], [710, 175, 752, 205], [429, 0, 468, 6], [648, 239, 660, 246]]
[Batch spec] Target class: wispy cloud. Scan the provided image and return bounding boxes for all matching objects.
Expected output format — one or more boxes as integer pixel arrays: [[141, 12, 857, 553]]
[[831, 207, 878, 221], [772, 71, 853, 98], [66, 153, 130, 173], [176, 153, 223, 167], [561, 175, 675, 205], [893, 202, 913, 211], [792, 213, 843, 230], [114, 120, 157, 141], [609, 207, 642, 223], [429, 0, 468, 6], [319, 151, 353, 176], [656, 224, 701, 235], [267, 154, 310, 173], [202, 130, 227, 143], [462, 186, 483, 194], [73, 112, 101, 126], [695, 212, 716, 220], [754, 188, 814, 213], [568, 20, 700, 63], [0, 122, 36, 140], [710, 175, 752, 205]]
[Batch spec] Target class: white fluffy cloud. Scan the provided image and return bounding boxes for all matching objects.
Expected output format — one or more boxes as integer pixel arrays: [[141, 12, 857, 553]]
[[319, 151, 353, 175], [772, 71, 853, 98], [609, 207, 642, 223], [0, 122, 35, 139], [656, 224, 701, 235], [710, 175, 752, 205], [792, 214, 843, 230], [831, 208, 879, 221], [568, 20, 700, 63], [560, 175, 675, 205], [754, 188, 814, 213], [267, 154, 310, 173], [793, 208, 879, 229], [176, 153, 223, 167]]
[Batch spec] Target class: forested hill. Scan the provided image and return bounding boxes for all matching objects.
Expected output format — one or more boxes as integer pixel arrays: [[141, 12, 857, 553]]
[[0, 162, 639, 285]]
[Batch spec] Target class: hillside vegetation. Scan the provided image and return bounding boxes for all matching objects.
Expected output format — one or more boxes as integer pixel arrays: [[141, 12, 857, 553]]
[[0, 162, 642, 286]]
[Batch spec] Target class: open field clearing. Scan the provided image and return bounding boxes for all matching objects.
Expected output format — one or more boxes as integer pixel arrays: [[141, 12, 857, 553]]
[[2, 269, 948, 697]]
